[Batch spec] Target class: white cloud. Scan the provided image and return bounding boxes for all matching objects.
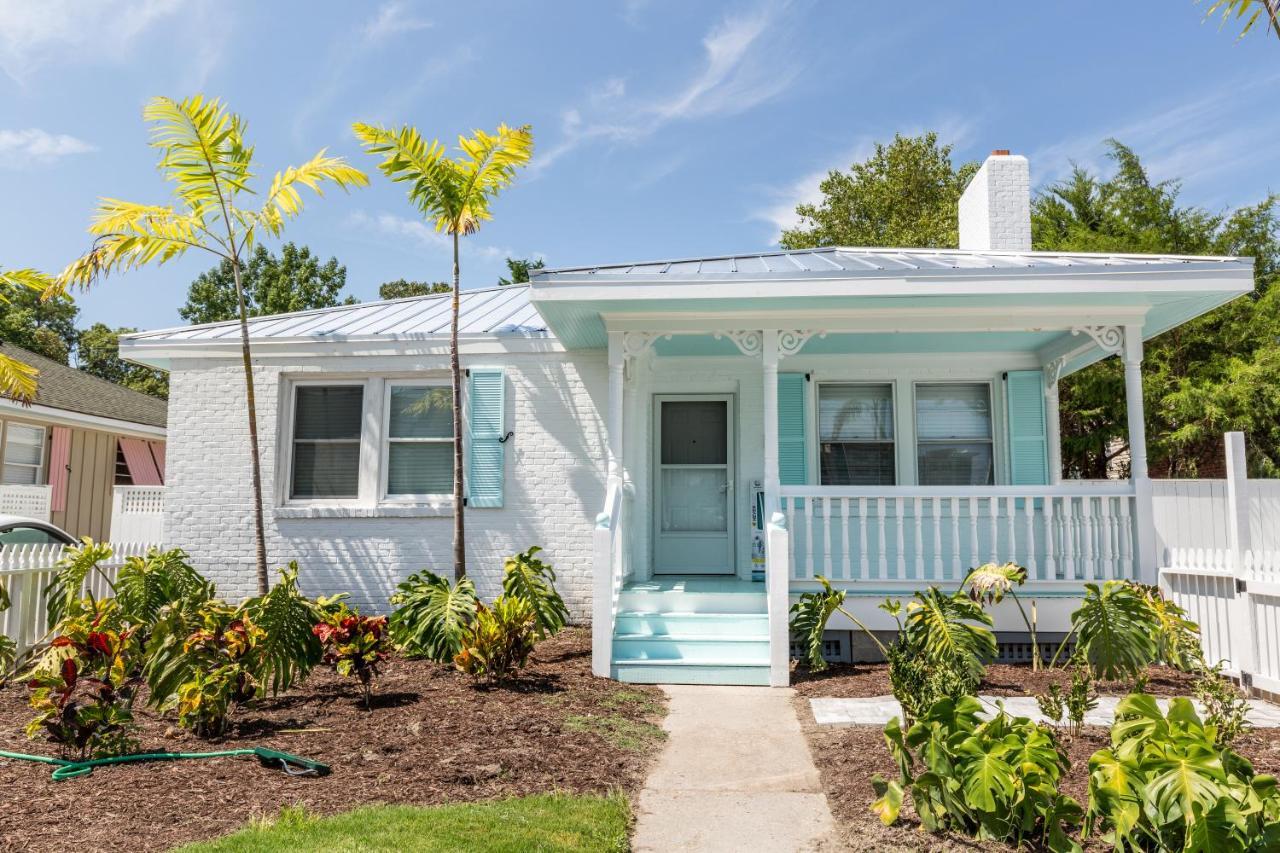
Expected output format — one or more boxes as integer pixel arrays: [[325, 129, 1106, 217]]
[[0, 129, 96, 166], [362, 1, 432, 43], [0, 0, 183, 82], [348, 210, 516, 263]]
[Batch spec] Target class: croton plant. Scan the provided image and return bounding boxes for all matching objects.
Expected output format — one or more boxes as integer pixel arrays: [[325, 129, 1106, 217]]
[[313, 598, 390, 709]]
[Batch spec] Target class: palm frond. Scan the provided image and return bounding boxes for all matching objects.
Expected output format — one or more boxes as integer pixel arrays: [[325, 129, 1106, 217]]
[[0, 267, 62, 300], [500, 546, 569, 639], [255, 149, 368, 238], [452, 124, 533, 234], [143, 95, 254, 218], [1202, 0, 1280, 40], [388, 569, 478, 662], [61, 202, 215, 290], [242, 562, 322, 695], [0, 353, 39, 404]]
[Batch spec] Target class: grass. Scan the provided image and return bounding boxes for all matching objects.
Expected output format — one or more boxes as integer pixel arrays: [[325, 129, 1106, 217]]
[[176, 793, 630, 853], [563, 712, 666, 751]]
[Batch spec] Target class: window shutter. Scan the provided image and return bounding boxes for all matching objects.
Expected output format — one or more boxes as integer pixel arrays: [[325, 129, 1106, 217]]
[[49, 427, 71, 512], [777, 373, 807, 485], [1006, 370, 1048, 485], [119, 437, 162, 486], [466, 369, 506, 508]]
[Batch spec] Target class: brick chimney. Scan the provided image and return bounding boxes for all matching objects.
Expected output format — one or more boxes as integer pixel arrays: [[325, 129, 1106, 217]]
[[958, 150, 1031, 252]]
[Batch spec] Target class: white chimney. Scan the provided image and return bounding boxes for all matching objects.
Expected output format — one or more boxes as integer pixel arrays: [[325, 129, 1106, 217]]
[[958, 150, 1031, 252]]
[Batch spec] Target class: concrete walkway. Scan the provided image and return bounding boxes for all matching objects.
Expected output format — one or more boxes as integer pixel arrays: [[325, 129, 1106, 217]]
[[633, 685, 839, 853]]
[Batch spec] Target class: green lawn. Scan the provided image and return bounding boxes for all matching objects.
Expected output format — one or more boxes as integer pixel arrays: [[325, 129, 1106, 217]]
[[177, 793, 630, 853]]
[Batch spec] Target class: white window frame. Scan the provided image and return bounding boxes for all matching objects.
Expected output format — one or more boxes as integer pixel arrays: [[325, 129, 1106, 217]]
[[1, 420, 47, 486], [380, 380, 455, 504], [813, 381, 898, 486], [283, 379, 368, 505], [911, 380, 996, 487]]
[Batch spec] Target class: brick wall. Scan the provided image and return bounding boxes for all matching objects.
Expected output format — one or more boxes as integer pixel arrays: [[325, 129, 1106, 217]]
[[958, 153, 1032, 253]]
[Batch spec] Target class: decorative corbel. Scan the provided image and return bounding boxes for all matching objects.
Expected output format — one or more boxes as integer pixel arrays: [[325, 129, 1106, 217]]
[[1069, 325, 1124, 356], [778, 330, 827, 358], [712, 330, 764, 357]]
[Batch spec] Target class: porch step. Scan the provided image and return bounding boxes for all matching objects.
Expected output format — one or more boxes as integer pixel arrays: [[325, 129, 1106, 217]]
[[613, 634, 770, 664], [617, 580, 767, 615], [615, 611, 769, 638], [611, 660, 771, 687]]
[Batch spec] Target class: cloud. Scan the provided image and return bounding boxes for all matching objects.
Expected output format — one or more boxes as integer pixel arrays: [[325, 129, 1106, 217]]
[[0, 0, 183, 82], [348, 211, 515, 262], [362, 1, 432, 43], [0, 129, 96, 166], [533, 1, 801, 174]]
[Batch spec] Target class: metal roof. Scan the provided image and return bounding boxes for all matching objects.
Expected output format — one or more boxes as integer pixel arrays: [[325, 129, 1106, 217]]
[[126, 285, 546, 343], [532, 246, 1251, 281]]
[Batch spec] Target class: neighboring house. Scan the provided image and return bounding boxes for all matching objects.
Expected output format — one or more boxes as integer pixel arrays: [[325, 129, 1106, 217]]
[[0, 343, 167, 541], [122, 151, 1255, 687]]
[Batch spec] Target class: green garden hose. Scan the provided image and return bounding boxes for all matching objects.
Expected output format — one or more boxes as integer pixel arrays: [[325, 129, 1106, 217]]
[[0, 746, 330, 781]]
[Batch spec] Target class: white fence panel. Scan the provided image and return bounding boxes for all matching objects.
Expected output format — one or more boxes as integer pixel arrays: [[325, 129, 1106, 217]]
[[0, 485, 52, 522], [109, 486, 165, 543], [1151, 479, 1230, 567], [1161, 566, 1238, 674]]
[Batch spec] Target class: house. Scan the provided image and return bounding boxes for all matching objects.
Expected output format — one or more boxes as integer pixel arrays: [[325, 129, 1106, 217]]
[[121, 151, 1254, 687], [0, 343, 167, 541]]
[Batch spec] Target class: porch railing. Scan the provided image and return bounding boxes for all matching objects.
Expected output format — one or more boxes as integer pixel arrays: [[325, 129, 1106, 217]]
[[0, 484, 52, 522], [779, 484, 1137, 585], [591, 479, 631, 678]]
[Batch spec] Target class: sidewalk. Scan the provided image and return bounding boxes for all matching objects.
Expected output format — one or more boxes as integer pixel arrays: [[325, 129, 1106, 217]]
[[632, 685, 838, 853]]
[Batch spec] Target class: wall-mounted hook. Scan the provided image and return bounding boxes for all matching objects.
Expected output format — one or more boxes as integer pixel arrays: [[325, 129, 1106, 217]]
[[497, 431, 515, 443]]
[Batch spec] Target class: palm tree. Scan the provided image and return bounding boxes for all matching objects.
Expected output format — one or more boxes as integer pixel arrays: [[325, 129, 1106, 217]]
[[60, 95, 368, 593], [1202, 0, 1280, 41], [352, 122, 533, 580], [0, 268, 61, 403]]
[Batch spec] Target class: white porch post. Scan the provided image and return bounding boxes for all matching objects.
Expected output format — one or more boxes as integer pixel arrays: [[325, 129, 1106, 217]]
[[1043, 371, 1063, 485], [606, 331, 625, 485], [592, 331, 627, 678], [761, 330, 790, 686], [1123, 325, 1157, 582]]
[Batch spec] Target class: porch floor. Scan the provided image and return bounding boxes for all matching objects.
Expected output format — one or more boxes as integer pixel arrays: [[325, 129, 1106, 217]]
[[622, 576, 764, 594]]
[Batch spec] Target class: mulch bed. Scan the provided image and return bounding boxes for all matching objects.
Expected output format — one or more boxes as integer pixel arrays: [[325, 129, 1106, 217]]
[[0, 628, 666, 853], [792, 662, 1280, 851]]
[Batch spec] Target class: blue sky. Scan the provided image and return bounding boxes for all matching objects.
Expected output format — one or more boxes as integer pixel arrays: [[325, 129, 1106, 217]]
[[1, 0, 1277, 333]]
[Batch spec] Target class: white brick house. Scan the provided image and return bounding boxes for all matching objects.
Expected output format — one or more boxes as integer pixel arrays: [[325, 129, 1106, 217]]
[[123, 151, 1256, 686]]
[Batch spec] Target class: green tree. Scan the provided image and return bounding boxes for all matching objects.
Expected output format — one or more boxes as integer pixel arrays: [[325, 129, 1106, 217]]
[[76, 323, 170, 399], [498, 257, 544, 285], [60, 95, 367, 592], [1033, 141, 1280, 477], [1201, 0, 1280, 41], [378, 279, 450, 300], [179, 243, 355, 324], [0, 280, 79, 363], [354, 121, 533, 580], [781, 133, 978, 250], [0, 268, 63, 402]]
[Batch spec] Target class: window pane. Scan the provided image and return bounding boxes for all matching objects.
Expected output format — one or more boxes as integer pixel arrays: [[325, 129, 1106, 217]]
[[819, 385, 893, 441], [4, 424, 44, 466], [294, 386, 363, 440], [389, 386, 452, 439], [291, 442, 360, 498], [387, 442, 453, 495], [661, 401, 727, 465], [2, 464, 38, 485], [820, 443, 896, 486], [660, 468, 728, 532], [916, 384, 991, 440], [918, 442, 994, 486]]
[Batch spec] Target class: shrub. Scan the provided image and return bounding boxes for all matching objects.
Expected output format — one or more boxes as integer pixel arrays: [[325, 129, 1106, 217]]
[[1193, 662, 1252, 748], [899, 588, 996, 683], [1086, 694, 1280, 850], [501, 546, 569, 639], [24, 599, 144, 758], [873, 695, 1082, 851], [389, 570, 478, 662], [1132, 582, 1202, 671], [1054, 580, 1159, 681], [453, 595, 537, 683], [115, 547, 215, 630], [884, 637, 977, 726], [313, 599, 391, 709]]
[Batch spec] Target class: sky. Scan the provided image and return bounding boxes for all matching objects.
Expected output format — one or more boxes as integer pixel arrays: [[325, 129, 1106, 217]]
[[1, 0, 1278, 334]]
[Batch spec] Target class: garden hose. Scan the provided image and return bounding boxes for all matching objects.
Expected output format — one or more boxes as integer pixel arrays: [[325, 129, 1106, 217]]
[[0, 746, 330, 781]]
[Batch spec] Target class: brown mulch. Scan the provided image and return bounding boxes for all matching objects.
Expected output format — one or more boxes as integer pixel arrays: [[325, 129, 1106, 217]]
[[792, 662, 1280, 851], [0, 628, 666, 853]]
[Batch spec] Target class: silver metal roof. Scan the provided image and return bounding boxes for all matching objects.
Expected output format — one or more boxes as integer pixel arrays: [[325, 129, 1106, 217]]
[[532, 246, 1250, 281], [126, 285, 545, 342]]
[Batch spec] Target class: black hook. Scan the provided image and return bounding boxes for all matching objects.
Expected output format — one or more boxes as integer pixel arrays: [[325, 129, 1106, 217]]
[[497, 431, 515, 443]]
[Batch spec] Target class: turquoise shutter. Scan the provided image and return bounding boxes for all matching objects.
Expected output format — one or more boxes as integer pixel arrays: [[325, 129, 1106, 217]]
[[777, 373, 807, 485], [1006, 370, 1048, 485], [466, 368, 506, 507]]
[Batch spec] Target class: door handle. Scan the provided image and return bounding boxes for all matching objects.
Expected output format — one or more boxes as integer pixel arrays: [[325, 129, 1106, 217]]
[[720, 480, 733, 494]]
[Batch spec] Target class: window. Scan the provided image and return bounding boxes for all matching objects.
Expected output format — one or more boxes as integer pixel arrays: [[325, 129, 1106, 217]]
[[2, 423, 46, 485], [385, 385, 453, 496], [290, 386, 363, 499], [818, 384, 895, 485], [915, 383, 994, 486]]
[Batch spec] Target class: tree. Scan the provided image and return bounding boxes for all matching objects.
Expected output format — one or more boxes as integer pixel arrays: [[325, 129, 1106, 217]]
[[498, 257, 544, 285], [781, 133, 978, 250], [0, 268, 63, 403], [1033, 141, 1280, 477], [1201, 0, 1280, 41], [378, 279, 450, 300], [354, 121, 533, 580], [60, 95, 367, 592], [76, 323, 170, 399], [180, 243, 355, 324], [0, 276, 79, 363]]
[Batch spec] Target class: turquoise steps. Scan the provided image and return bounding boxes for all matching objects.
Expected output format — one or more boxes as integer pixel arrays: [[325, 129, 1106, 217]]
[[611, 660, 771, 686], [613, 634, 770, 664], [614, 611, 768, 638]]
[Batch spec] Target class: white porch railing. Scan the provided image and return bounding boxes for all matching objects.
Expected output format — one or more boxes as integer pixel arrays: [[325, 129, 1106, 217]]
[[0, 542, 157, 658], [591, 479, 631, 678], [0, 484, 52, 522], [109, 486, 165, 543], [779, 484, 1137, 585]]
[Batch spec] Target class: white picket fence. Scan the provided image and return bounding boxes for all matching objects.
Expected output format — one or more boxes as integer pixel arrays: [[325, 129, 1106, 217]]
[[0, 542, 159, 658], [1155, 432, 1280, 695]]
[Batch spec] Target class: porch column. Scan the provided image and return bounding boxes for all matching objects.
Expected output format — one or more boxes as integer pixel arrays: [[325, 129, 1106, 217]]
[[606, 331, 625, 485], [1044, 374, 1062, 484], [1123, 325, 1157, 581], [761, 330, 791, 686], [762, 330, 780, 507]]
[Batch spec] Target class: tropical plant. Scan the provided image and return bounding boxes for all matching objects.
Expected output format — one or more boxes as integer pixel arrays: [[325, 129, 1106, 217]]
[[1039, 663, 1098, 736], [353, 120, 533, 580], [789, 575, 887, 672], [240, 563, 323, 695], [1132, 582, 1202, 671], [59, 95, 367, 593], [964, 561, 1043, 670], [883, 632, 978, 726], [1085, 694, 1280, 850], [1037, 684, 1066, 726], [872, 695, 1082, 851], [1052, 581, 1159, 681], [901, 587, 997, 682], [501, 546, 568, 639], [1193, 662, 1253, 748], [453, 595, 537, 683], [1200, 0, 1280, 41], [0, 267, 63, 402], [43, 539, 116, 627], [0, 577, 12, 678], [313, 600, 390, 709], [389, 570, 478, 662], [114, 547, 214, 630]]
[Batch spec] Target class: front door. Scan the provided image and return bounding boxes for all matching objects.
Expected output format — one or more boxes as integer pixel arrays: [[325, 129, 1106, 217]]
[[653, 395, 735, 574]]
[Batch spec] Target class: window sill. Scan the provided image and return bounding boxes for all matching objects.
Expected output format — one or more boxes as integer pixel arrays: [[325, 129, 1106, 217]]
[[274, 504, 454, 520]]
